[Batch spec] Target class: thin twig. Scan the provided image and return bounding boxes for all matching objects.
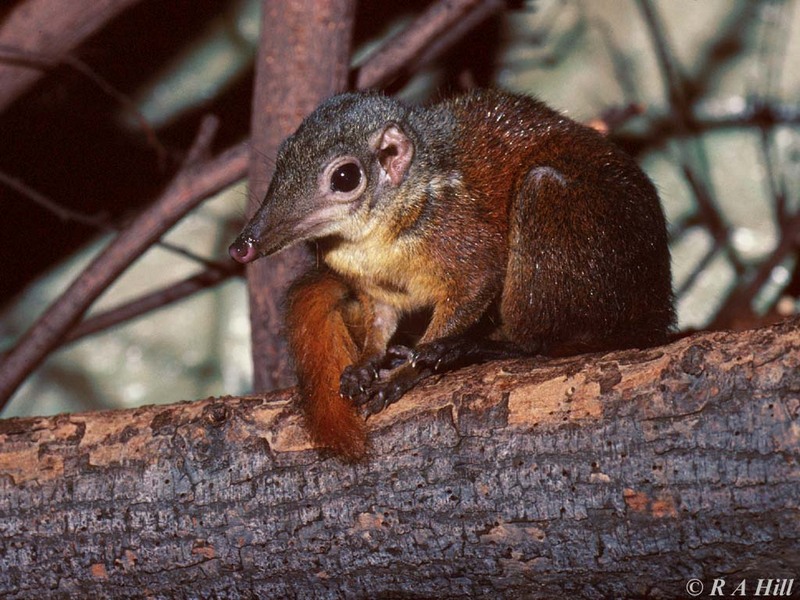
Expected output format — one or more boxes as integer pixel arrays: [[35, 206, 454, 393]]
[[711, 211, 800, 329], [61, 263, 243, 345], [409, 0, 505, 82], [635, 0, 688, 113], [757, 123, 789, 224], [750, 1, 795, 224], [0, 44, 167, 165], [637, 0, 745, 279], [592, 17, 641, 105], [615, 100, 800, 147], [0, 159, 229, 271], [354, 0, 504, 89], [0, 170, 111, 230], [182, 115, 220, 168], [675, 244, 721, 299]]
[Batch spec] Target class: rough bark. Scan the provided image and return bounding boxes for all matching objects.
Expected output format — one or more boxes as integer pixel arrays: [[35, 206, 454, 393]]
[[0, 318, 797, 598], [245, 0, 356, 392]]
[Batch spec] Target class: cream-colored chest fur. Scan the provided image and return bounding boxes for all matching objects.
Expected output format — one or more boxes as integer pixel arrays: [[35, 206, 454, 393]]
[[323, 233, 445, 312]]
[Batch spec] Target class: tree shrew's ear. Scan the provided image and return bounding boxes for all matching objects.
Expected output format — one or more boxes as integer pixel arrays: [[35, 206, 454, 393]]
[[373, 123, 414, 187]]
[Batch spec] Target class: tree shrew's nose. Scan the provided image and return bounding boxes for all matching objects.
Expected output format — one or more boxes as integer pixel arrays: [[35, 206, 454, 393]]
[[228, 238, 258, 264]]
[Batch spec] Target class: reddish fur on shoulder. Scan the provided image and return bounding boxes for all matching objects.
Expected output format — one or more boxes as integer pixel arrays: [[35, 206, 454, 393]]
[[285, 272, 367, 461]]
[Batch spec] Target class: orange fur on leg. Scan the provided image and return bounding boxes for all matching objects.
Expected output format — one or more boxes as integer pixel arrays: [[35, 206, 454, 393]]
[[285, 272, 368, 460]]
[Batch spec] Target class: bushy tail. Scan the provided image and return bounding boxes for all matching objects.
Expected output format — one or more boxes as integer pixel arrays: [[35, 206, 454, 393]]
[[285, 272, 367, 461]]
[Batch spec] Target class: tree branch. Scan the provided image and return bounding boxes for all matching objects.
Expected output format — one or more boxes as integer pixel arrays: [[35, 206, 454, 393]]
[[0, 0, 143, 113], [60, 262, 242, 346], [0, 318, 797, 597], [0, 168, 111, 229], [354, 0, 505, 90], [0, 138, 249, 409], [636, 0, 745, 278], [711, 211, 800, 329]]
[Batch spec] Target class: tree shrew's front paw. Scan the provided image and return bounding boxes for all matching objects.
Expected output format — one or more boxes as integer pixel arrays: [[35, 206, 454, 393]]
[[340, 345, 426, 416], [339, 358, 380, 405], [354, 363, 429, 416]]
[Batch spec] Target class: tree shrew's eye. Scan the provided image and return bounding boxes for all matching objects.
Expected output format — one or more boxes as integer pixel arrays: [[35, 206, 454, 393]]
[[330, 162, 362, 193]]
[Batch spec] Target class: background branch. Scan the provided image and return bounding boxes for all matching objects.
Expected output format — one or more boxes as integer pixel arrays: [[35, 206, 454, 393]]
[[0, 138, 249, 408], [354, 0, 505, 90], [0, 0, 143, 112], [60, 262, 242, 346]]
